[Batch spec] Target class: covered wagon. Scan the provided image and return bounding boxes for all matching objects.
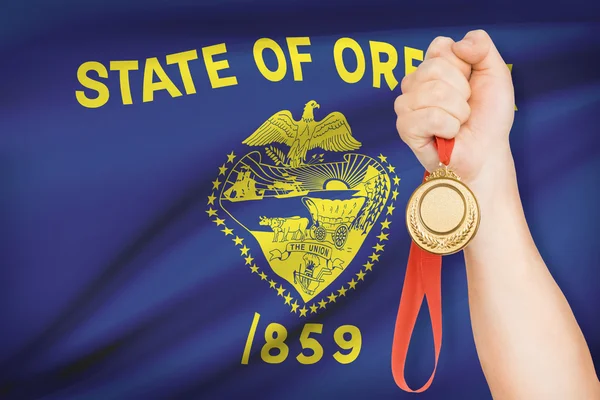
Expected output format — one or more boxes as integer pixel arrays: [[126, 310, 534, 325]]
[[301, 196, 366, 250]]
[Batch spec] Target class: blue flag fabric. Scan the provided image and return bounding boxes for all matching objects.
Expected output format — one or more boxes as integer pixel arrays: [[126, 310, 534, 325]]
[[1, 1, 599, 399]]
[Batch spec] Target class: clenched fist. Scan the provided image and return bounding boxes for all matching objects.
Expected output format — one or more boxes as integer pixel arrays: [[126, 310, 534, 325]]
[[394, 30, 515, 191], [395, 30, 600, 400]]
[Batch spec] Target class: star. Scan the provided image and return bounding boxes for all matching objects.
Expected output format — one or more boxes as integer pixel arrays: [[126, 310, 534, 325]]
[[392, 189, 399, 200], [378, 154, 388, 163], [207, 194, 216, 205], [387, 204, 396, 215], [284, 293, 293, 305], [206, 208, 218, 217], [240, 245, 250, 256], [269, 279, 276, 289], [377, 232, 389, 241], [373, 243, 385, 252], [387, 165, 396, 173], [244, 255, 254, 265], [212, 178, 222, 190], [337, 286, 348, 297], [363, 261, 374, 271], [356, 270, 366, 281], [299, 306, 308, 317], [327, 293, 337, 303], [233, 236, 243, 245], [218, 164, 228, 175], [276, 285, 285, 297], [369, 253, 380, 262], [348, 279, 357, 289], [259, 271, 267, 281], [318, 299, 328, 309], [381, 219, 392, 229], [213, 217, 225, 226], [227, 151, 236, 163], [250, 264, 259, 273], [291, 301, 299, 313], [222, 227, 234, 236], [393, 176, 400, 185], [310, 304, 318, 313]]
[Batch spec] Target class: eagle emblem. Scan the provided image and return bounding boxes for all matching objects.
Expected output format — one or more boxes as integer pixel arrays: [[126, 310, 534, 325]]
[[207, 101, 401, 316], [242, 100, 362, 167]]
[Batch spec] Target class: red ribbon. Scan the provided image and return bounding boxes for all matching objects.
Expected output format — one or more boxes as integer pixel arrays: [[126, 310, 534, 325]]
[[391, 137, 454, 392]]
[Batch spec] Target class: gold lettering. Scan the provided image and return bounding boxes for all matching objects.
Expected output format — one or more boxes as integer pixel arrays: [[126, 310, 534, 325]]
[[286, 37, 312, 81], [76, 61, 109, 108], [202, 44, 238, 89], [370, 41, 399, 90], [253, 38, 287, 82], [404, 46, 423, 76], [166, 50, 199, 95], [109, 61, 138, 105], [333, 38, 366, 84], [142, 57, 183, 103]]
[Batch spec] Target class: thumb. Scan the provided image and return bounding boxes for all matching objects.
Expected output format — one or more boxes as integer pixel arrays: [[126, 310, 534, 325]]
[[452, 30, 510, 76]]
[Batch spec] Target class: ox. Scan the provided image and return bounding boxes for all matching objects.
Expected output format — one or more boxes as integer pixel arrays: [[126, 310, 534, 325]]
[[259, 216, 309, 242]]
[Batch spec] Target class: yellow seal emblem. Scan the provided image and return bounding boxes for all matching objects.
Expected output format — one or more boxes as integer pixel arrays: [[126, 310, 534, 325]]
[[207, 101, 400, 316]]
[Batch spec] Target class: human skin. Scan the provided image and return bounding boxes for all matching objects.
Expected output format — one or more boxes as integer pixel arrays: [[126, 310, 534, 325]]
[[394, 30, 600, 399]]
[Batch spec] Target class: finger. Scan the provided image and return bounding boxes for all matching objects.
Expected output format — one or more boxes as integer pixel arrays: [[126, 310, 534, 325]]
[[409, 140, 439, 173], [396, 80, 471, 124], [396, 107, 461, 142], [396, 119, 439, 173], [425, 36, 472, 80], [452, 30, 511, 77], [396, 108, 460, 172], [401, 57, 471, 100]]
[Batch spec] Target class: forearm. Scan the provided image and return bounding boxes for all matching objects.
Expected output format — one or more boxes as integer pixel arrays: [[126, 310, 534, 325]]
[[464, 148, 600, 399]]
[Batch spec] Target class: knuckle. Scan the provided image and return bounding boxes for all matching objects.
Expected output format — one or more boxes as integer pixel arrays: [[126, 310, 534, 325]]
[[474, 29, 490, 39], [422, 59, 440, 80], [428, 108, 459, 136], [428, 36, 454, 56], [395, 117, 410, 142], [433, 36, 454, 47], [393, 95, 406, 114], [449, 115, 461, 133], [463, 80, 472, 99], [467, 29, 491, 43], [428, 107, 445, 130], [429, 80, 449, 103], [406, 119, 422, 140], [400, 74, 410, 94], [423, 58, 450, 81], [460, 102, 472, 123]]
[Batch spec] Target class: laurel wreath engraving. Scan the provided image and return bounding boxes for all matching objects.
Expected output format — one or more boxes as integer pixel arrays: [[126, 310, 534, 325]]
[[410, 192, 476, 251]]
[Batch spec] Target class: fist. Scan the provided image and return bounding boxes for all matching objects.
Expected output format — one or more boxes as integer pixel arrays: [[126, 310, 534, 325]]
[[394, 30, 515, 185]]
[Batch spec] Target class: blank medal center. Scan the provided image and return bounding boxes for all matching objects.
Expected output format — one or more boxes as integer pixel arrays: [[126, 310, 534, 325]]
[[420, 186, 464, 234]]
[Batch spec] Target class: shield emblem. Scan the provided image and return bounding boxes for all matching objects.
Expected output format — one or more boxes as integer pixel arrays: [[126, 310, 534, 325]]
[[207, 103, 400, 315]]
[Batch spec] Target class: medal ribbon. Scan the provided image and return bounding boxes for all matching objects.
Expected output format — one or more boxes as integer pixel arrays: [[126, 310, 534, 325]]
[[391, 137, 454, 392]]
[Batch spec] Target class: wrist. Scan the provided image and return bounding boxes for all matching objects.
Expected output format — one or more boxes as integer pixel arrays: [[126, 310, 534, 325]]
[[466, 144, 517, 207], [463, 145, 531, 259]]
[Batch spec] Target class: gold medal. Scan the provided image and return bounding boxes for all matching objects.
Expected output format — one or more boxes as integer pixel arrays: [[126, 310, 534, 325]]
[[406, 164, 480, 255]]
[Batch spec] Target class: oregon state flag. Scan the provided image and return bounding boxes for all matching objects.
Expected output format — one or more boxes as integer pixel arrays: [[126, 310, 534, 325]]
[[1, 1, 599, 399]]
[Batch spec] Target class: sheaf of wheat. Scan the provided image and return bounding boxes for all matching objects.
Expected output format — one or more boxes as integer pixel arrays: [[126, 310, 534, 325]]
[[410, 193, 476, 250], [265, 146, 285, 165]]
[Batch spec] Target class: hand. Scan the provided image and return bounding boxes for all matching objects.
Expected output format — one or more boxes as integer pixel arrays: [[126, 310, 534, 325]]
[[394, 30, 515, 190]]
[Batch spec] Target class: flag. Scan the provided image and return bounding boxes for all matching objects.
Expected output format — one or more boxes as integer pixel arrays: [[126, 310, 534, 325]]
[[0, 1, 599, 398]]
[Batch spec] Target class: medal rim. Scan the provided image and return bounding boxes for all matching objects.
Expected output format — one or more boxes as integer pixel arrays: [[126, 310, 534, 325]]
[[405, 173, 481, 255]]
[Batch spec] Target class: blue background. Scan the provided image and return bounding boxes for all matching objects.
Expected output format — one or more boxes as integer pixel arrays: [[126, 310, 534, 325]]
[[1, 1, 599, 399]]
